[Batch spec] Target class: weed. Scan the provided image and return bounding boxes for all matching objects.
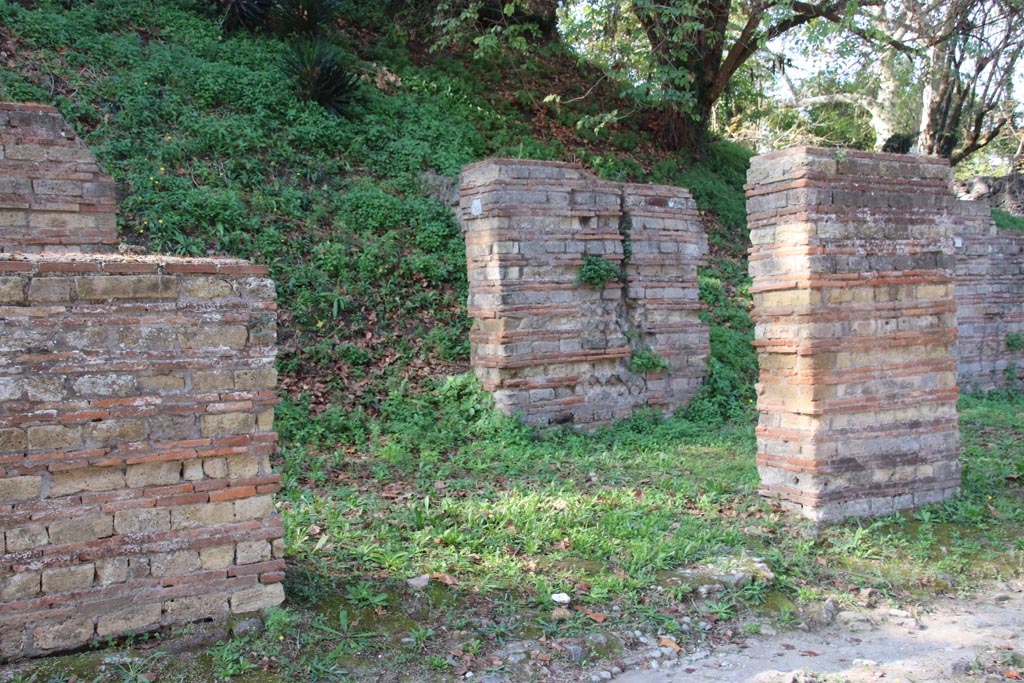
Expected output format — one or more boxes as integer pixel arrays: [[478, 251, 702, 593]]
[[577, 254, 620, 289], [704, 597, 736, 621], [426, 654, 449, 671], [1006, 333, 1024, 352], [208, 639, 256, 680], [629, 346, 671, 374], [344, 580, 390, 609]]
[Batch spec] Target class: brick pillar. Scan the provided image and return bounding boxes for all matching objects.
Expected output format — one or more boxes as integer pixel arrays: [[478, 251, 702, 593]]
[[459, 159, 708, 429], [746, 148, 961, 521]]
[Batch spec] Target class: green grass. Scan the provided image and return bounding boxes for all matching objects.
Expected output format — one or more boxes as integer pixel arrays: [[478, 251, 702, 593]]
[[994, 208, 1024, 232], [10, 389, 1022, 681]]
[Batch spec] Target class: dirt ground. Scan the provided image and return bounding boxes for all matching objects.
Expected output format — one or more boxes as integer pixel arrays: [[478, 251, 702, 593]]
[[608, 580, 1024, 683]]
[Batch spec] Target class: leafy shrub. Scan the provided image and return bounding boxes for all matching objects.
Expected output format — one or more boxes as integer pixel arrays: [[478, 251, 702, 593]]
[[282, 39, 360, 115], [1007, 332, 1024, 352], [629, 347, 670, 374], [577, 254, 620, 289]]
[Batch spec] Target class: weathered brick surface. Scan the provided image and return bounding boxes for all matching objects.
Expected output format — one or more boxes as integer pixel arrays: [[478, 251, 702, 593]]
[[953, 200, 1024, 389], [459, 159, 709, 428], [0, 104, 283, 661], [0, 103, 117, 253], [746, 148, 962, 521]]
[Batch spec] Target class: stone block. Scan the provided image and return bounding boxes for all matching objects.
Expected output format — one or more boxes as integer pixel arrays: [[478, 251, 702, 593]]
[[200, 544, 236, 570], [200, 412, 255, 437], [0, 475, 42, 501], [227, 454, 260, 479], [5, 523, 49, 552], [192, 370, 233, 391], [114, 507, 171, 535], [27, 425, 81, 450], [236, 540, 271, 565], [72, 374, 136, 397], [170, 502, 235, 529], [181, 326, 248, 349], [96, 603, 162, 638], [0, 277, 25, 303], [163, 593, 230, 622], [234, 494, 275, 520], [95, 557, 129, 585], [230, 582, 285, 614], [51, 467, 125, 496], [183, 277, 233, 299], [42, 563, 95, 594], [84, 419, 146, 444], [125, 461, 181, 488], [33, 617, 95, 651], [75, 275, 178, 301], [1, 571, 41, 601], [234, 368, 277, 390], [150, 550, 201, 578], [48, 515, 114, 545], [28, 277, 71, 304]]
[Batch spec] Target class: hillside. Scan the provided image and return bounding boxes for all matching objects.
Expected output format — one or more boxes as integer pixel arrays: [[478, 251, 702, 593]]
[[0, 0, 756, 434]]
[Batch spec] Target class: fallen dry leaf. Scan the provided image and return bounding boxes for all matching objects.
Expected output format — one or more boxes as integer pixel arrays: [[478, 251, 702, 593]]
[[781, 643, 795, 650], [551, 607, 573, 621], [658, 636, 681, 653], [432, 573, 459, 586], [1004, 670, 1021, 680], [800, 650, 820, 657], [584, 609, 607, 623]]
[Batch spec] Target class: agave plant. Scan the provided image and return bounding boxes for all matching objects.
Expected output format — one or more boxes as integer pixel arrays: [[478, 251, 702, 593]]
[[220, 0, 276, 32], [282, 39, 360, 116], [272, 0, 343, 35]]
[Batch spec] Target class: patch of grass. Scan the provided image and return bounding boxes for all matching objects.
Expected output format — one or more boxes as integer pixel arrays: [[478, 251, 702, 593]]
[[993, 208, 1024, 232]]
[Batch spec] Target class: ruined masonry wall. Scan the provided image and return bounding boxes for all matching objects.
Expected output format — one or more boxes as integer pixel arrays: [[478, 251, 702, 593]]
[[459, 159, 708, 428], [0, 103, 283, 661], [954, 201, 1024, 390], [746, 148, 961, 522], [0, 103, 118, 253]]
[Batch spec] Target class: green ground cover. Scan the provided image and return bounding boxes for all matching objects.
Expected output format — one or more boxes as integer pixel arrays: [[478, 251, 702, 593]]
[[6, 392, 1023, 682]]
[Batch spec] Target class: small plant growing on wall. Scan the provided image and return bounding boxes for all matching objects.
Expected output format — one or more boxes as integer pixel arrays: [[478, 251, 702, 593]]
[[1006, 332, 1024, 352], [577, 255, 620, 289], [630, 346, 670, 374]]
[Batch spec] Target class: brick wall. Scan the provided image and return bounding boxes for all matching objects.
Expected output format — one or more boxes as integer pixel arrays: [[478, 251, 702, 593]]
[[0, 103, 283, 661], [954, 200, 1024, 390], [0, 103, 118, 253], [459, 159, 708, 428], [746, 148, 961, 521]]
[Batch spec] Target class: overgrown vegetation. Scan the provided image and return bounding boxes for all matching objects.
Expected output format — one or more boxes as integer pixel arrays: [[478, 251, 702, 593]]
[[1, 1, 1022, 681]]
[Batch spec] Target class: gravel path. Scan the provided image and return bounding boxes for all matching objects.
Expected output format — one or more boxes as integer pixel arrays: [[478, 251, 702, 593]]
[[608, 581, 1023, 683]]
